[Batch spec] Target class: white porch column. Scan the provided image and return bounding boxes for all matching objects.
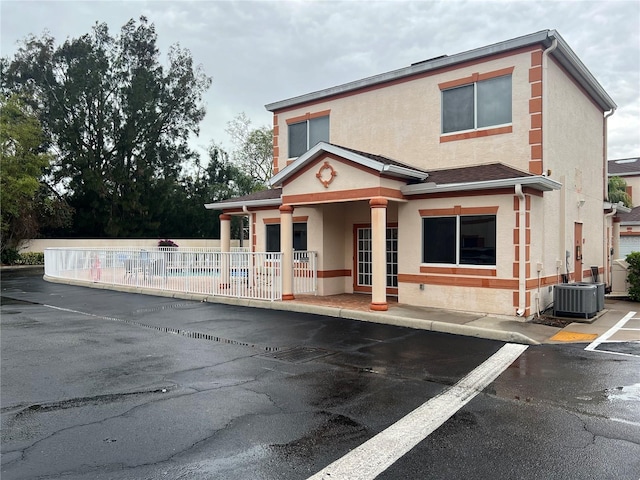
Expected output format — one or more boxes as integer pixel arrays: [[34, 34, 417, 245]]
[[370, 197, 388, 311], [280, 205, 295, 300], [220, 214, 231, 288]]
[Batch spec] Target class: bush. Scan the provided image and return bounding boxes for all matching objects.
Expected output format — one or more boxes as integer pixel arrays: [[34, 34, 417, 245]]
[[16, 252, 45, 265], [1, 248, 21, 265], [0, 250, 44, 266], [626, 251, 640, 301], [158, 239, 179, 248]]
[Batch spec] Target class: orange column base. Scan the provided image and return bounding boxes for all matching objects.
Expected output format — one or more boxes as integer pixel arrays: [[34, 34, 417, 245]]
[[370, 302, 388, 311], [282, 293, 295, 301]]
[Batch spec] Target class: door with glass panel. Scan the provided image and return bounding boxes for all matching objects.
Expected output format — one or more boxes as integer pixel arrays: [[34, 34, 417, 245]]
[[355, 226, 398, 293]]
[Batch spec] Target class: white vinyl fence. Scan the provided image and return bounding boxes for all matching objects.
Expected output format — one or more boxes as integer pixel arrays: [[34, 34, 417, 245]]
[[44, 247, 317, 301]]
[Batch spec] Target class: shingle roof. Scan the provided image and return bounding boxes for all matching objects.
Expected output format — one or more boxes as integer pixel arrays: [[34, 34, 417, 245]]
[[332, 144, 429, 174], [208, 188, 281, 206], [425, 163, 534, 185], [617, 206, 640, 223], [608, 158, 640, 176]]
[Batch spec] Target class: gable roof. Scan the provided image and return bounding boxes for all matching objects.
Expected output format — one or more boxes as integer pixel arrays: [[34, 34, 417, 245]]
[[268, 142, 429, 188], [617, 206, 640, 224], [608, 158, 640, 176], [265, 30, 616, 113]]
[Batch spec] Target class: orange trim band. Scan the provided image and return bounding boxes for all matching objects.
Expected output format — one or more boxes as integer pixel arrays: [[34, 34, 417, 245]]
[[420, 266, 497, 276], [440, 125, 512, 143], [438, 66, 514, 90], [263, 216, 309, 224], [318, 269, 351, 278], [285, 109, 331, 125], [283, 187, 404, 205], [419, 205, 499, 216]]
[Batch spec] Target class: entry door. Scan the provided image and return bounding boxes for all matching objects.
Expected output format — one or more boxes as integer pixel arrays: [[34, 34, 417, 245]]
[[574, 222, 583, 282], [355, 226, 398, 293]]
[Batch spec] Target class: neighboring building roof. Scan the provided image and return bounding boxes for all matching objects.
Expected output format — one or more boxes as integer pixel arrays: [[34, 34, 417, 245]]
[[608, 157, 640, 176], [266, 30, 616, 113], [616, 205, 640, 224], [268, 142, 429, 188], [204, 188, 281, 211]]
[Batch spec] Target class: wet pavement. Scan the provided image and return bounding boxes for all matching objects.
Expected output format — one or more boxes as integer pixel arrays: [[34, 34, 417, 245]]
[[2, 269, 639, 479]]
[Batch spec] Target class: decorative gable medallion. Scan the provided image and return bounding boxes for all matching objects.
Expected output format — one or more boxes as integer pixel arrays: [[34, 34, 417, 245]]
[[316, 161, 337, 188]]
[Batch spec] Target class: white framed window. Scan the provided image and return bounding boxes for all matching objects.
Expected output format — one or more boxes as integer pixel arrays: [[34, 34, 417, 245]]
[[422, 215, 496, 266], [441, 75, 512, 134], [288, 115, 329, 158]]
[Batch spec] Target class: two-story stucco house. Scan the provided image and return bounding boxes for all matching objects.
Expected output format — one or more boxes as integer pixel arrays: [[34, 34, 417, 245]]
[[206, 30, 617, 318]]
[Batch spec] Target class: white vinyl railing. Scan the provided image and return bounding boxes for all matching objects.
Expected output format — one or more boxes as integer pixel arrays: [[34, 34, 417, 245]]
[[44, 248, 317, 301]]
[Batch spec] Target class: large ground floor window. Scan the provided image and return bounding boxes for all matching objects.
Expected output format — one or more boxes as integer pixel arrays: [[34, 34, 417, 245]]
[[422, 215, 496, 266]]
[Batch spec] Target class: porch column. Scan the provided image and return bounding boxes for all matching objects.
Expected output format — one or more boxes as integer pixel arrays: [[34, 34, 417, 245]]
[[220, 214, 231, 288], [280, 205, 295, 300], [370, 197, 388, 311]]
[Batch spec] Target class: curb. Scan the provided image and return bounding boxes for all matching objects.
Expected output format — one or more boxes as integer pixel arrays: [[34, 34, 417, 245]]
[[42, 275, 540, 345]]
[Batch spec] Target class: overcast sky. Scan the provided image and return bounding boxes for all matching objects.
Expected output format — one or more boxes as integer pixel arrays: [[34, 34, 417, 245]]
[[2, 0, 639, 161]]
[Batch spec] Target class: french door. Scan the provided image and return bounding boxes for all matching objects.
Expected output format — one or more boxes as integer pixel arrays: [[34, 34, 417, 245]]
[[355, 226, 398, 293]]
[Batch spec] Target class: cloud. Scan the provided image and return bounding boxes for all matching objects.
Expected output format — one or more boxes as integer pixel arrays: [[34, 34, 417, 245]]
[[1, 0, 638, 158]]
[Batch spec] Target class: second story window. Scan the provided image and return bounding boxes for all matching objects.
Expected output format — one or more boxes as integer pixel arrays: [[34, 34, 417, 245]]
[[288, 115, 330, 158], [442, 75, 512, 134]]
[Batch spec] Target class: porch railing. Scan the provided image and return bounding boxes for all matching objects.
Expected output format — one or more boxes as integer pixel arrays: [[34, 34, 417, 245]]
[[44, 247, 317, 301]]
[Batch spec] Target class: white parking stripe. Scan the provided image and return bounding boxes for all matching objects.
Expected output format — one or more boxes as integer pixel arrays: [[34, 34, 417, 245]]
[[585, 311, 637, 354], [307, 343, 528, 480]]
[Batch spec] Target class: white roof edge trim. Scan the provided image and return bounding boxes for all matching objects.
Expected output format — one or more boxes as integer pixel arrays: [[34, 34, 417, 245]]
[[268, 142, 426, 187], [204, 197, 282, 211], [382, 164, 429, 180], [266, 30, 615, 113], [603, 201, 632, 214], [402, 175, 562, 195]]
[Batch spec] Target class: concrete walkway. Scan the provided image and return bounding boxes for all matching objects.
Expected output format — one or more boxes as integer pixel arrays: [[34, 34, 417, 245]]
[[36, 267, 640, 346]]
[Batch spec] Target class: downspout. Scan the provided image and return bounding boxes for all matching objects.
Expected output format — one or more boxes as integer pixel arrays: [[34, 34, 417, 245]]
[[602, 107, 618, 286], [542, 38, 561, 279], [603, 203, 617, 287], [516, 184, 526, 317]]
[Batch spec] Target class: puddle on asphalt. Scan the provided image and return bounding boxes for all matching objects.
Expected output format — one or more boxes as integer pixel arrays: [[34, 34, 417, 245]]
[[606, 383, 640, 401], [0, 296, 39, 306]]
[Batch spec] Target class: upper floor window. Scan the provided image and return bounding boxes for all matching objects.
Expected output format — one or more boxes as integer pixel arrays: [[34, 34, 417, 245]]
[[441, 75, 512, 134], [288, 115, 329, 158]]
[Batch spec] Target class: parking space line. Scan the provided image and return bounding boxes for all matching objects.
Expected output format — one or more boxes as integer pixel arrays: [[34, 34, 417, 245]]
[[585, 311, 637, 356], [307, 343, 528, 480]]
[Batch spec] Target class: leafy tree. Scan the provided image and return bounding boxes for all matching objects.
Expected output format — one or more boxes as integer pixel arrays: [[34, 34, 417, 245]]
[[0, 95, 51, 258], [626, 251, 640, 301], [225, 112, 273, 185], [608, 176, 632, 208], [3, 17, 212, 237]]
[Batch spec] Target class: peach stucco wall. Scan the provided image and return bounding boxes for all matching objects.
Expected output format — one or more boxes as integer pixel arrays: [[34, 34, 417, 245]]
[[274, 50, 533, 174]]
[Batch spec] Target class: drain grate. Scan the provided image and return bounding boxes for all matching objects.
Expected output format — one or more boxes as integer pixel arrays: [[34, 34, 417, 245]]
[[259, 346, 335, 363]]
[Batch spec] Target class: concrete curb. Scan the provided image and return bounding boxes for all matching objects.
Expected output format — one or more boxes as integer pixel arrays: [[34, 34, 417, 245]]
[[41, 275, 540, 345]]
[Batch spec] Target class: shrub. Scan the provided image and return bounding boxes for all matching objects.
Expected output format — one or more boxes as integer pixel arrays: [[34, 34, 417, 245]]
[[17, 252, 45, 265], [1, 248, 21, 265], [0, 250, 44, 265], [158, 239, 179, 248], [626, 251, 640, 301]]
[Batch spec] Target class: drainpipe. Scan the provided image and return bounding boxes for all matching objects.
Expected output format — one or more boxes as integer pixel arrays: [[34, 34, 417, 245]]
[[603, 108, 616, 199], [604, 203, 618, 287], [516, 184, 526, 316]]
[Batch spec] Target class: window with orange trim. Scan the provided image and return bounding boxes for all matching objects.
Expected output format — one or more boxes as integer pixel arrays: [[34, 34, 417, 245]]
[[423, 215, 496, 266], [441, 75, 512, 134], [289, 116, 329, 158]]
